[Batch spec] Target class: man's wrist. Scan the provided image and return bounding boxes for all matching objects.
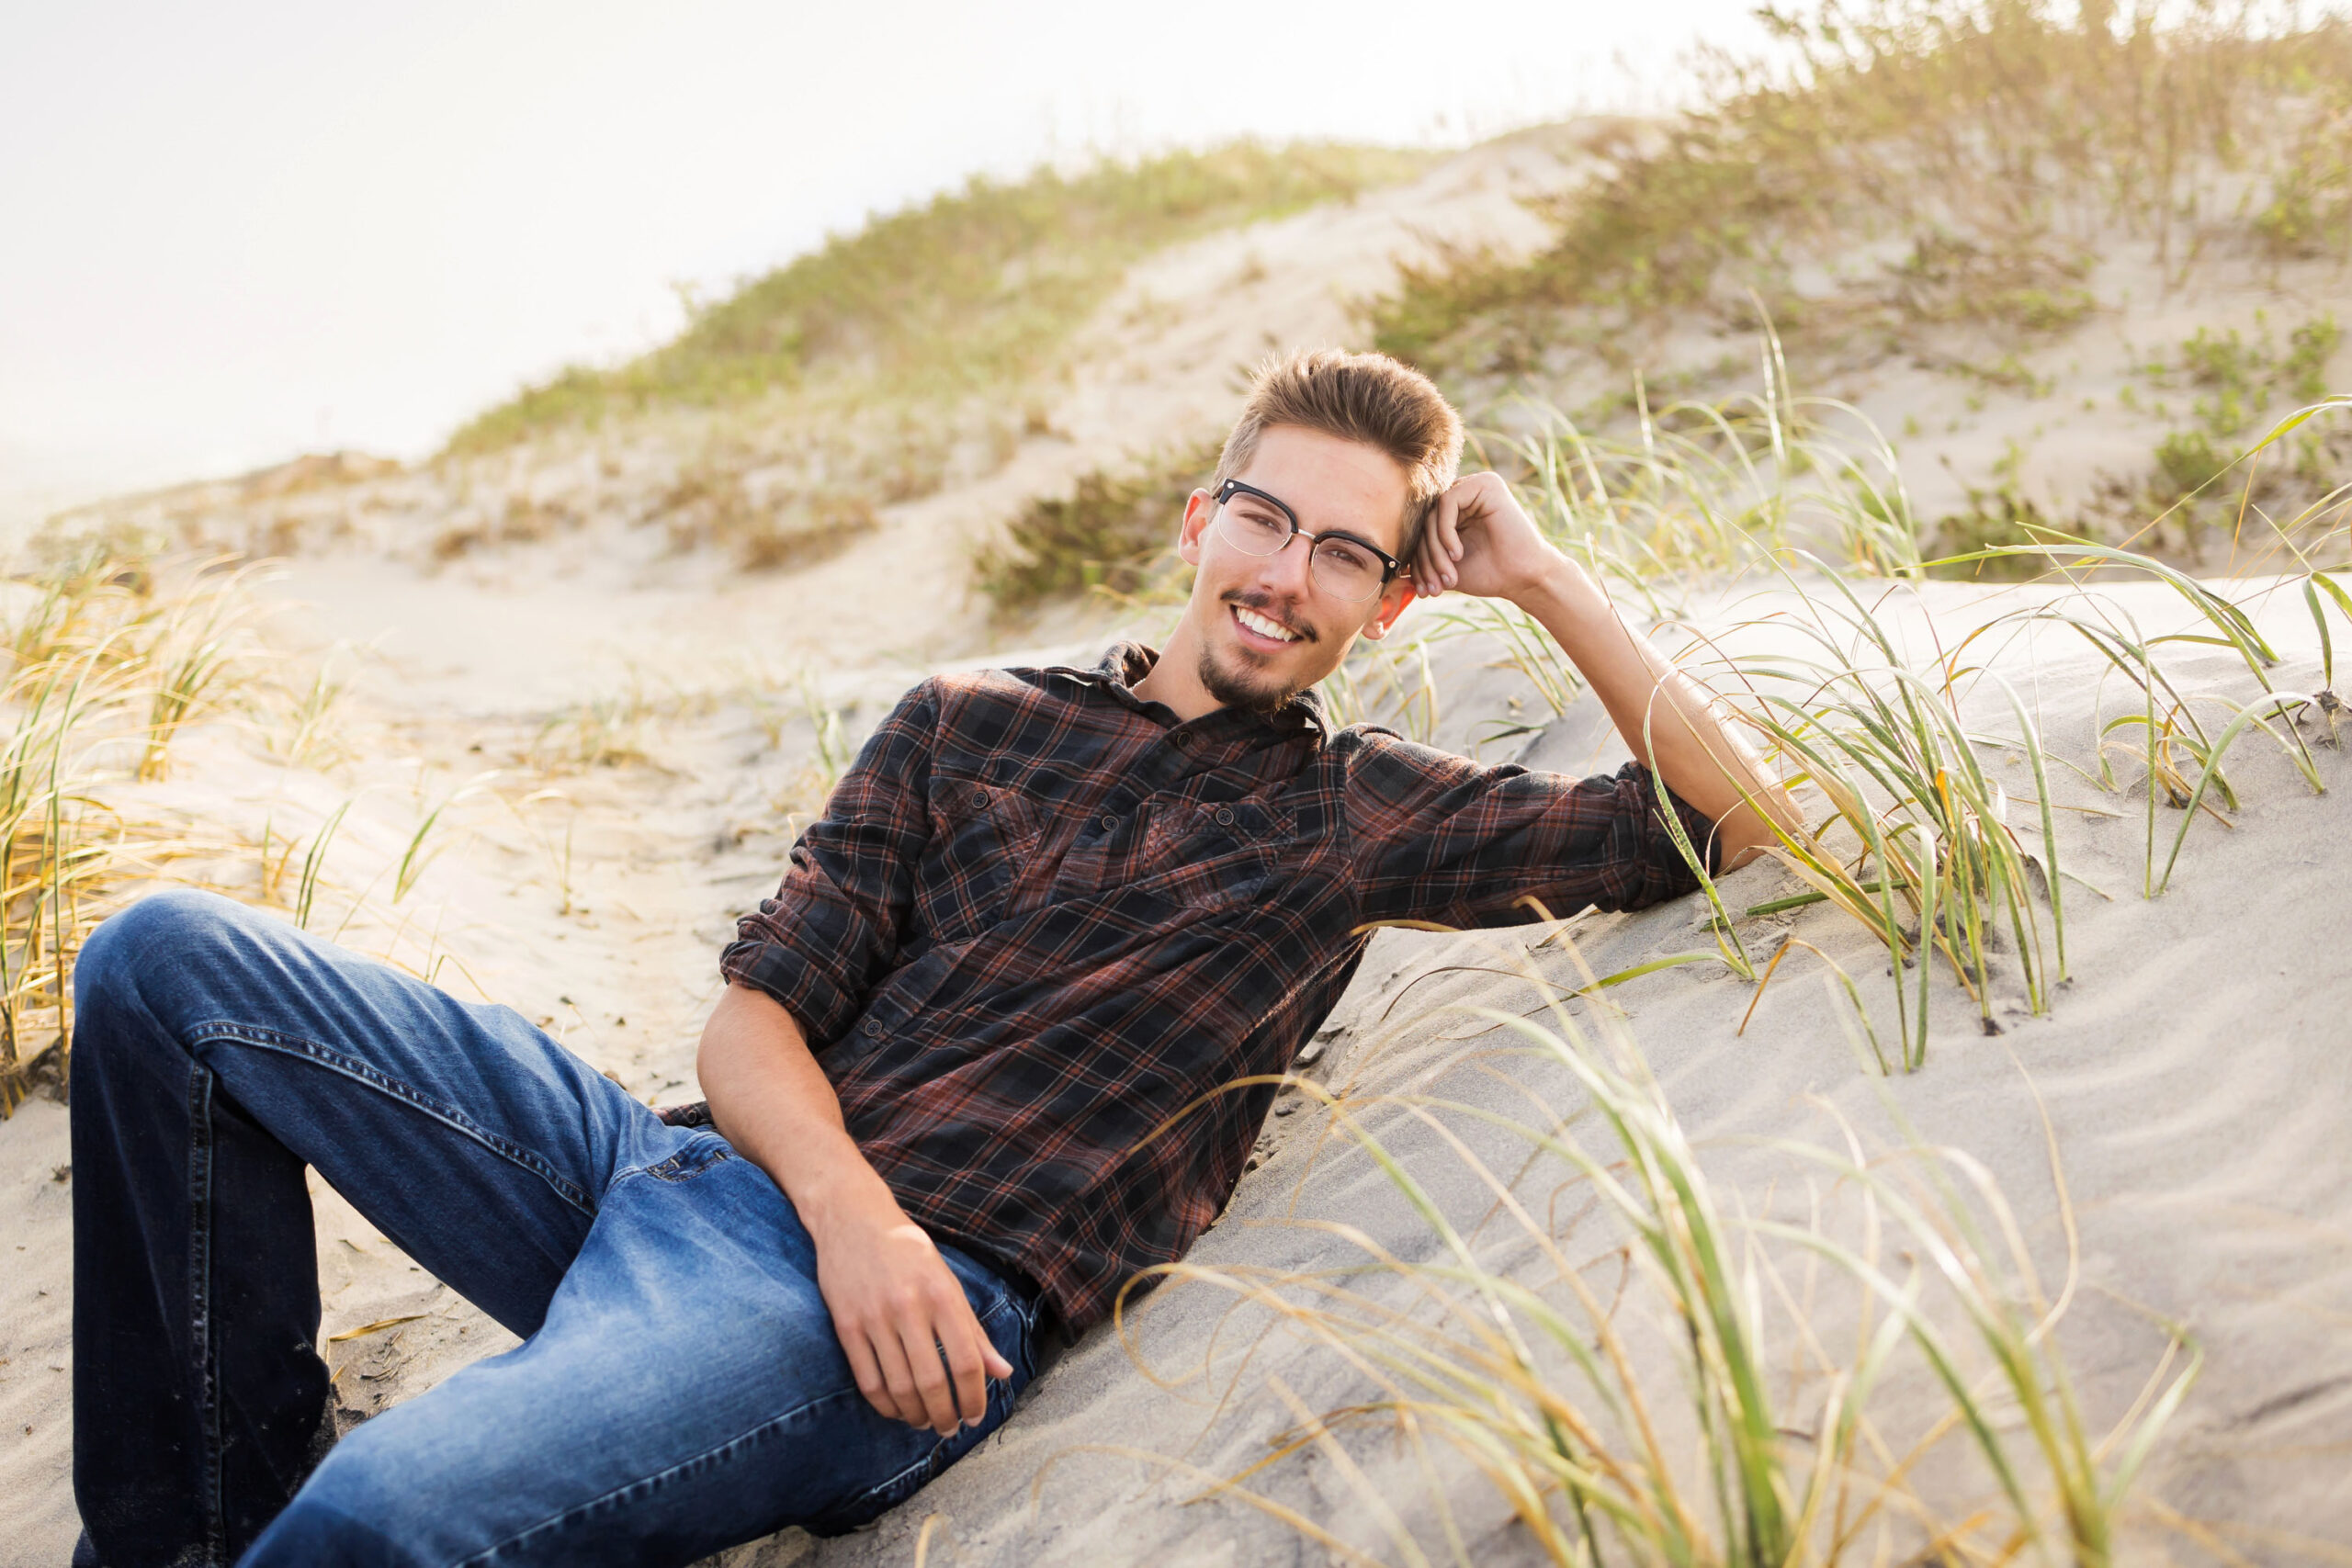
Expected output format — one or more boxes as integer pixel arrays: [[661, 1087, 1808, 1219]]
[[1510, 551, 1608, 629], [793, 1155, 907, 1240]]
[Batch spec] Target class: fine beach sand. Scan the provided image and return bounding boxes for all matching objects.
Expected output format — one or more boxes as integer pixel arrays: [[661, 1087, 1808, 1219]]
[[3, 565, 2346, 1566], [5, 128, 2350, 1564]]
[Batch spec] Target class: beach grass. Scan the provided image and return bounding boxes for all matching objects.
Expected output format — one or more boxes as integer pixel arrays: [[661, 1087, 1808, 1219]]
[[438, 141, 1425, 573], [974, 438, 1221, 614], [1313, 343, 2344, 1067], [1135, 954, 2198, 1563], [0, 549, 387, 1114], [0, 551, 265, 1111]]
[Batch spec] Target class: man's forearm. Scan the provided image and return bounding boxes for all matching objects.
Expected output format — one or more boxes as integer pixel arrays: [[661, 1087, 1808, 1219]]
[[697, 984, 899, 1234], [1515, 556, 1800, 867], [697, 981, 1013, 1434]]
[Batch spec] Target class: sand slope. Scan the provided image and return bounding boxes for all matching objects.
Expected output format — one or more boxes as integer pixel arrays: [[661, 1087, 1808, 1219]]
[[9, 563, 2344, 1565], [6, 126, 2351, 1564], [739, 583, 2352, 1566]]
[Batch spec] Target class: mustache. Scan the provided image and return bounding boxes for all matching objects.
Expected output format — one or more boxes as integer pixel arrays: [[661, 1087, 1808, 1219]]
[[1221, 589, 1317, 644]]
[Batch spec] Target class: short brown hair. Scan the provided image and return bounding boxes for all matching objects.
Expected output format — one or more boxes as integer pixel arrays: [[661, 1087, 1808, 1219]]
[[1213, 347, 1463, 567]]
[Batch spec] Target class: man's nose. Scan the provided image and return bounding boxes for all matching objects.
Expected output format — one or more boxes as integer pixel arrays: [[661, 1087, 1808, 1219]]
[[1250, 534, 1317, 603]]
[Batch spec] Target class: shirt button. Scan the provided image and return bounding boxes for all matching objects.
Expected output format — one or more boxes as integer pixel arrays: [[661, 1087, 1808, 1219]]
[[970, 786, 991, 808], [1100, 813, 1118, 831], [860, 1019, 882, 1038], [1215, 807, 1236, 827]]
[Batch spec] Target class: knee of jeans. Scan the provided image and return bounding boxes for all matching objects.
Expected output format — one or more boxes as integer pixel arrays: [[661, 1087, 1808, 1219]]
[[250, 1417, 506, 1568], [243, 1457, 424, 1568], [76, 889, 270, 1025]]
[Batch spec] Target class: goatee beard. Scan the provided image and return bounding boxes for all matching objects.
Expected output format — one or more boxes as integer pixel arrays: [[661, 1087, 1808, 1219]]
[[1195, 643, 1296, 716]]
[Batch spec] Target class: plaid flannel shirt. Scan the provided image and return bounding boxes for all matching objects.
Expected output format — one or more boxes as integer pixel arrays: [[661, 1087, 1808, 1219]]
[[720, 641, 1716, 1332]]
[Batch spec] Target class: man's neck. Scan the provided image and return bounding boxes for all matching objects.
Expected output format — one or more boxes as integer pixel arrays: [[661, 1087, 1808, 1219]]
[[1129, 626, 1219, 722]]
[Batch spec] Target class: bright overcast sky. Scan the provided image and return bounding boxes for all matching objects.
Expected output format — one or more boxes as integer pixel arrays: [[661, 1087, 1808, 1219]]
[[0, 0, 1761, 522]]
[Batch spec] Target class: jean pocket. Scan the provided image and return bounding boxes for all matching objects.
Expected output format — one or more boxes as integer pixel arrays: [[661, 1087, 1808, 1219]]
[[642, 1134, 733, 1183]]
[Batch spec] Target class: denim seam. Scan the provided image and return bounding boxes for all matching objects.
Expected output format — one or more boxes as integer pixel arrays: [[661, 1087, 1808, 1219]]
[[449, 1292, 1027, 1565], [179, 1021, 601, 1218], [616, 1137, 734, 1188], [189, 1063, 229, 1566]]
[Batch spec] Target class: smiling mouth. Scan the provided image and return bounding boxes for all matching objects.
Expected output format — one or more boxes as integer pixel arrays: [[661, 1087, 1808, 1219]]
[[1229, 602, 1306, 648]]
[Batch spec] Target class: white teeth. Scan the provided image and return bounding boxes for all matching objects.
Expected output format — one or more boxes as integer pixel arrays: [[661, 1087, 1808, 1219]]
[[1235, 606, 1298, 643]]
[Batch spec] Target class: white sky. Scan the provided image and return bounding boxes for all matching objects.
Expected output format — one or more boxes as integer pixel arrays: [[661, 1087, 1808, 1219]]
[[0, 0, 1761, 521]]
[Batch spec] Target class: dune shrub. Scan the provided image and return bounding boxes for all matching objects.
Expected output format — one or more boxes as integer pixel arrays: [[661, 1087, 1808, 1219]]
[[973, 439, 1218, 613], [1373, 0, 2352, 376], [451, 141, 1427, 454]]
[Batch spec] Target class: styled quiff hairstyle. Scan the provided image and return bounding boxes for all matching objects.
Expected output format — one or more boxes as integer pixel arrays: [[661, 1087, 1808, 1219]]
[[1212, 347, 1464, 570]]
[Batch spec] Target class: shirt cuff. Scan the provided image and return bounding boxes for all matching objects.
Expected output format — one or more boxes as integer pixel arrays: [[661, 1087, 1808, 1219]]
[[719, 935, 856, 1047]]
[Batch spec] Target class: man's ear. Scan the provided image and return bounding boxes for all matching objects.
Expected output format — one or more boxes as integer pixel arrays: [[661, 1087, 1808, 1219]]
[[1175, 489, 1215, 567], [1361, 574, 1416, 642]]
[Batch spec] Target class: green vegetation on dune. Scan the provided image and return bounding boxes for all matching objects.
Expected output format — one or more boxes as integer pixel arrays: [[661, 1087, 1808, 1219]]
[[1153, 970, 2199, 1562], [2138, 312, 2344, 506], [1306, 340, 2348, 1058], [449, 141, 1429, 455], [973, 438, 1219, 614], [1372, 0, 2352, 376]]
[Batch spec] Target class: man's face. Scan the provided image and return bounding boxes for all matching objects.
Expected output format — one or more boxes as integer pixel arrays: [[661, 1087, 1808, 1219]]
[[1174, 425, 1416, 715]]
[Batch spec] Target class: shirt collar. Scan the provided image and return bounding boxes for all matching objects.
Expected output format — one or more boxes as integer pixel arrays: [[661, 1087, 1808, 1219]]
[[1066, 640, 1328, 740]]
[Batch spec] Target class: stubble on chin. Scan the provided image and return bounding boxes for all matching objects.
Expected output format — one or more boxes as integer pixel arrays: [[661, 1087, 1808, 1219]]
[[1194, 642, 1295, 716]]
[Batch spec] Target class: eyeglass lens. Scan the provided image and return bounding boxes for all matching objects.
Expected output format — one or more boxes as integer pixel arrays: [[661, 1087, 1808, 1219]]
[[1217, 498, 1385, 602]]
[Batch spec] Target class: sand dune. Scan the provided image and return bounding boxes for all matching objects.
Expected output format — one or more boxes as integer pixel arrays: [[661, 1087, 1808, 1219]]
[[5, 123, 2350, 1564], [5, 555, 2345, 1564]]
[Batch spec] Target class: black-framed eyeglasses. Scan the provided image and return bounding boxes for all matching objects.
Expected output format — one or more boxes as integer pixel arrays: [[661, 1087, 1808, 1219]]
[[1211, 479, 1402, 604]]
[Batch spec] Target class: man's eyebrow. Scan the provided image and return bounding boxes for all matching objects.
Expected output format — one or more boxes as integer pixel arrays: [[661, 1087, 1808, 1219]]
[[1231, 480, 1397, 556]]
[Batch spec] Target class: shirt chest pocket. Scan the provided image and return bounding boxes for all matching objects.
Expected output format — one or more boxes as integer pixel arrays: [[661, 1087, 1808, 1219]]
[[918, 780, 1046, 940], [1126, 797, 1291, 913]]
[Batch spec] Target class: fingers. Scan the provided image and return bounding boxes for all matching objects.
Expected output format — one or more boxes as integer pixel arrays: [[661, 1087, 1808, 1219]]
[[897, 1326, 960, 1436], [892, 1299, 969, 1436], [868, 1322, 930, 1429], [939, 1309, 991, 1431], [878, 1274, 997, 1436], [1419, 491, 1459, 598], [818, 1219, 1018, 1437], [1411, 484, 1467, 594], [840, 1328, 903, 1423]]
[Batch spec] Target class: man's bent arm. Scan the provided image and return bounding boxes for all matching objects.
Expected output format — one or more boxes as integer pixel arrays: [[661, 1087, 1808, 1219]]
[[1515, 558, 1799, 867], [698, 983, 1013, 1437], [1415, 472, 1803, 869]]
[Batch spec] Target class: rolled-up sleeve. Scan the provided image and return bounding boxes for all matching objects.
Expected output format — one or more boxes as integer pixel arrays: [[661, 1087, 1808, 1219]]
[[1344, 728, 1721, 930], [721, 680, 938, 1044]]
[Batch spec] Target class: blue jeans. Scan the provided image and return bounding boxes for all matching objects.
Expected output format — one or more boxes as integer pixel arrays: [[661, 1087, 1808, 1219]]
[[68, 890, 1039, 1568]]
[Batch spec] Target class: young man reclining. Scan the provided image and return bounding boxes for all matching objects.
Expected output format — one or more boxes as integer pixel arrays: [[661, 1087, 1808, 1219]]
[[68, 348, 1799, 1567]]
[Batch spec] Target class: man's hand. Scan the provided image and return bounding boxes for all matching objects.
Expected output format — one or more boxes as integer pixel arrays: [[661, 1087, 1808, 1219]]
[[1410, 470, 1566, 607], [805, 1181, 1016, 1438], [1408, 468, 1805, 866], [698, 984, 1014, 1437]]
